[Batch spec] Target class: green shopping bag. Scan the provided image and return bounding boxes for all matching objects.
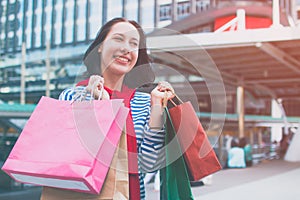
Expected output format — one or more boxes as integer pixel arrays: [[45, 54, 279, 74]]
[[160, 108, 194, 200]]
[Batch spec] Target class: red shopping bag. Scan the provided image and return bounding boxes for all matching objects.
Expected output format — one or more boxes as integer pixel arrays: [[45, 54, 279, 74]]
[[1, 96, 129, 194], [168, 99, 222, 181]]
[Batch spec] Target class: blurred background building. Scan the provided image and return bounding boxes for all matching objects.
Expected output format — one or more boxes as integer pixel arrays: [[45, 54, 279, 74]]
[[1, 0, 300, 196], [0, 0, 300, 105]]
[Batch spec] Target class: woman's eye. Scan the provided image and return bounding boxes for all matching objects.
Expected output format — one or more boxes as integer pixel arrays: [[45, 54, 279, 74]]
[[130, 41, 138, 47], [114, 37, 123, 42]]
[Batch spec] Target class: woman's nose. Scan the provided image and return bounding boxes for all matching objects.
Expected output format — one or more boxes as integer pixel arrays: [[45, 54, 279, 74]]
[[120, 41, 134, 54], [120, 46, 130, 54]]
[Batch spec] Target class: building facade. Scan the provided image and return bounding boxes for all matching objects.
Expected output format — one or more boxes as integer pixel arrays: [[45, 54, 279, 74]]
[[0, 0, 300, 113], [1, 2, 300, 189], [0, 0, 219, 103]]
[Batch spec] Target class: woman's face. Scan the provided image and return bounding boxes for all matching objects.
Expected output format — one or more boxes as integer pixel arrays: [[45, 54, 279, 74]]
[[99, 22, 140, 77]]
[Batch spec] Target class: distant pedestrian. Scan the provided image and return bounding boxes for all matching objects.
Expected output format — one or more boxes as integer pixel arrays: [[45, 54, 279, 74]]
[[227, 138, 246, 168], [239, 137, 253, 167]]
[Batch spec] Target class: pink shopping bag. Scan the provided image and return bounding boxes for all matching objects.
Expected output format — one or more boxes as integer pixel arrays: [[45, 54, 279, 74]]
[[1, 96, 129, 194]]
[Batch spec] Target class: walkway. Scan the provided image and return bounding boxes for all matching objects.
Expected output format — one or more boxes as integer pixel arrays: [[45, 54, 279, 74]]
[[145, 159, 300, 200], [0, 159, 299, 199]]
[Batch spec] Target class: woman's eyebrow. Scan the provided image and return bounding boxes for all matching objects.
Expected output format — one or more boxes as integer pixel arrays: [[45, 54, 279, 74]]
[[112, 33, 124, 37]]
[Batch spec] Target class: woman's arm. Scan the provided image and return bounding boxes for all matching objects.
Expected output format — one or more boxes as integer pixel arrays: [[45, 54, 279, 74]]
[[131, 92, 166, 173], [58, 86, 93, 101]]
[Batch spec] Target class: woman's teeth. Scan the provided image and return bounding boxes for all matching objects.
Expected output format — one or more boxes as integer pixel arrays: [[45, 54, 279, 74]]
[[117, 56, 129, 62]]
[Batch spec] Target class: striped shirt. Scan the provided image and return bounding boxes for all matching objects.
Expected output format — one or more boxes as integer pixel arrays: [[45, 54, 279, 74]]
[[59, 86, 165, 199]]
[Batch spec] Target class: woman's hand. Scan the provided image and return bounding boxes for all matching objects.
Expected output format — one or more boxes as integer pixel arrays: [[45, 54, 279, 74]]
[[86, 75, 109, 99], [149, 81, 174, 130], [151, 81, 175, 106]]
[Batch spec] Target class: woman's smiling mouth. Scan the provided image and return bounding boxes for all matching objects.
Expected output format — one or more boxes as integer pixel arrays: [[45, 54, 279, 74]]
[[114, 55, 131, 64]]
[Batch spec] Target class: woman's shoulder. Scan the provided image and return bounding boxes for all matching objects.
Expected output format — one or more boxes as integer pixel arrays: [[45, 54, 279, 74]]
[[132, 91, 151, 103], [136, 83, 157, 94], [132, 83, 157, 102]]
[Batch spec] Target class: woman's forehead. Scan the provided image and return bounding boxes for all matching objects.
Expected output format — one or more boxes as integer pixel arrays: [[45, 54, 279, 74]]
[[109, 22, 140, 40]]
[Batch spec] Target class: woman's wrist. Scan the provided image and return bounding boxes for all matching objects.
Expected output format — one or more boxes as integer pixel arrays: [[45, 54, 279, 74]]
[[151, 96, 162, 106], [149, 104, 164, 130]]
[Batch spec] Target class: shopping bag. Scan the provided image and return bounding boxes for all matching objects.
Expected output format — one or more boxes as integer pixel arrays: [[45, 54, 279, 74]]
[[1, 96, 129, 194], [160, 108, 194, 200], [96, 129, 129, 200], [40, 130, 129, 200], [168, 95, 222, 181]]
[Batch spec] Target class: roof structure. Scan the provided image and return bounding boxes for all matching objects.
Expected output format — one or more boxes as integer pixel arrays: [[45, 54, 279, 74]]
[[147, 26, 300, 101]]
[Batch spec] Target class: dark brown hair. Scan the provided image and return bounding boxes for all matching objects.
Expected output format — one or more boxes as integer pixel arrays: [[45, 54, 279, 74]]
[[83, 18, 154, 88]]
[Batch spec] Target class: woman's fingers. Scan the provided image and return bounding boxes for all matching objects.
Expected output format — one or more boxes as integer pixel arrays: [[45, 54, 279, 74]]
[[86, 75, 105, 99], [101, 89, 110, 100], [151, 81, 175, 106], [157, 81, 174, 93]]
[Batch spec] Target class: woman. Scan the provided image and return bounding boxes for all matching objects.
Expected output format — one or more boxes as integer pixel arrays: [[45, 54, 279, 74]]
[[42, 18, 174, 200]]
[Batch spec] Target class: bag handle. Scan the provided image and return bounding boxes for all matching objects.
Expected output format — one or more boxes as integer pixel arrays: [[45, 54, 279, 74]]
[[163, 90, 184, 108]]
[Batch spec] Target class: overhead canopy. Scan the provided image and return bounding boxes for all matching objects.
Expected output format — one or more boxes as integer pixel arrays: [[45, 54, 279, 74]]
[[147, 26, 300, 101]]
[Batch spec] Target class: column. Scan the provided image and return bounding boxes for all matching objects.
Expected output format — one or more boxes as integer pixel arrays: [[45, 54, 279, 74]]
[[237, 86, 245, 138], [171, 0, 177, 21], [190, 0, 196, 14], [20, 42, 26, 104], [271, 99, 283, 142]]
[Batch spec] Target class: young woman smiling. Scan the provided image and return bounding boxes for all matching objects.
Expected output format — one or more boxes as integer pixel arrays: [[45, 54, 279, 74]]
[[40, 18, 174, 200]]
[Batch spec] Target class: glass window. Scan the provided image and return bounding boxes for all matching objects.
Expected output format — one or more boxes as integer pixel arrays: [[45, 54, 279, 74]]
[[44, 0, 53, 42], [0, 3, 6, 52], [54, 0, 63, 45], [89, 0, 102, 39], [126, 0, 137, 21], [159, 4, 171, 21], [107, 0, 122, 20], [196, 0, 210, 12], [177, 1, 190, 20], [76, 0, 86, 42], [16, 0, 23, 48], [34, 0, 42, 47], [64, 0, 74, 43], [25, 0, 32, 48], [141, 0, 155, 31]]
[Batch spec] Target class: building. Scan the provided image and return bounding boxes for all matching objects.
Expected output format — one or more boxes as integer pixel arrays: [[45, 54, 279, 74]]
[[1, 0, 300, 171]]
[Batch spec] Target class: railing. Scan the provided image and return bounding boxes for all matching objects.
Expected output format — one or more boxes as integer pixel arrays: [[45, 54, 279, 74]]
[[159, 0, 210, 21], [158, 0, 298, 27]]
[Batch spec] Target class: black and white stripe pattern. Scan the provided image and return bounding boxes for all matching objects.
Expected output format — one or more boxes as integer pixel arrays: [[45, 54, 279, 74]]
[[59, 87, 165, 200]]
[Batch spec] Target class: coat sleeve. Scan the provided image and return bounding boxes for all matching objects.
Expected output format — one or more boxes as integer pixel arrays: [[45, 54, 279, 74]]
[[58, 86, 92, 101], [131, 92, 165, 172]]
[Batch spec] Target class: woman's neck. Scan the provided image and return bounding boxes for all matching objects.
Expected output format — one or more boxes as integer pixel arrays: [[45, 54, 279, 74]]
[[103, 74, 124, 91]]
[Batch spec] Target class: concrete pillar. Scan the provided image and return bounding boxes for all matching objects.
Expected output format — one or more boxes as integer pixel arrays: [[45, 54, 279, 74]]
[[190, 0, 196, 14], [258, 128, 263, 146], [45, 41, 51, 97], [172, 0, 178, 21], [20, 42, 26, 104], [237, 86, 245, 138], [154, 0, 159, 27], [271, 99, 283, 142]]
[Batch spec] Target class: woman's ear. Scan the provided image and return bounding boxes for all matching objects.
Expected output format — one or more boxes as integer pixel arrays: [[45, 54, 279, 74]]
[[98, 45, 102, 53]]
